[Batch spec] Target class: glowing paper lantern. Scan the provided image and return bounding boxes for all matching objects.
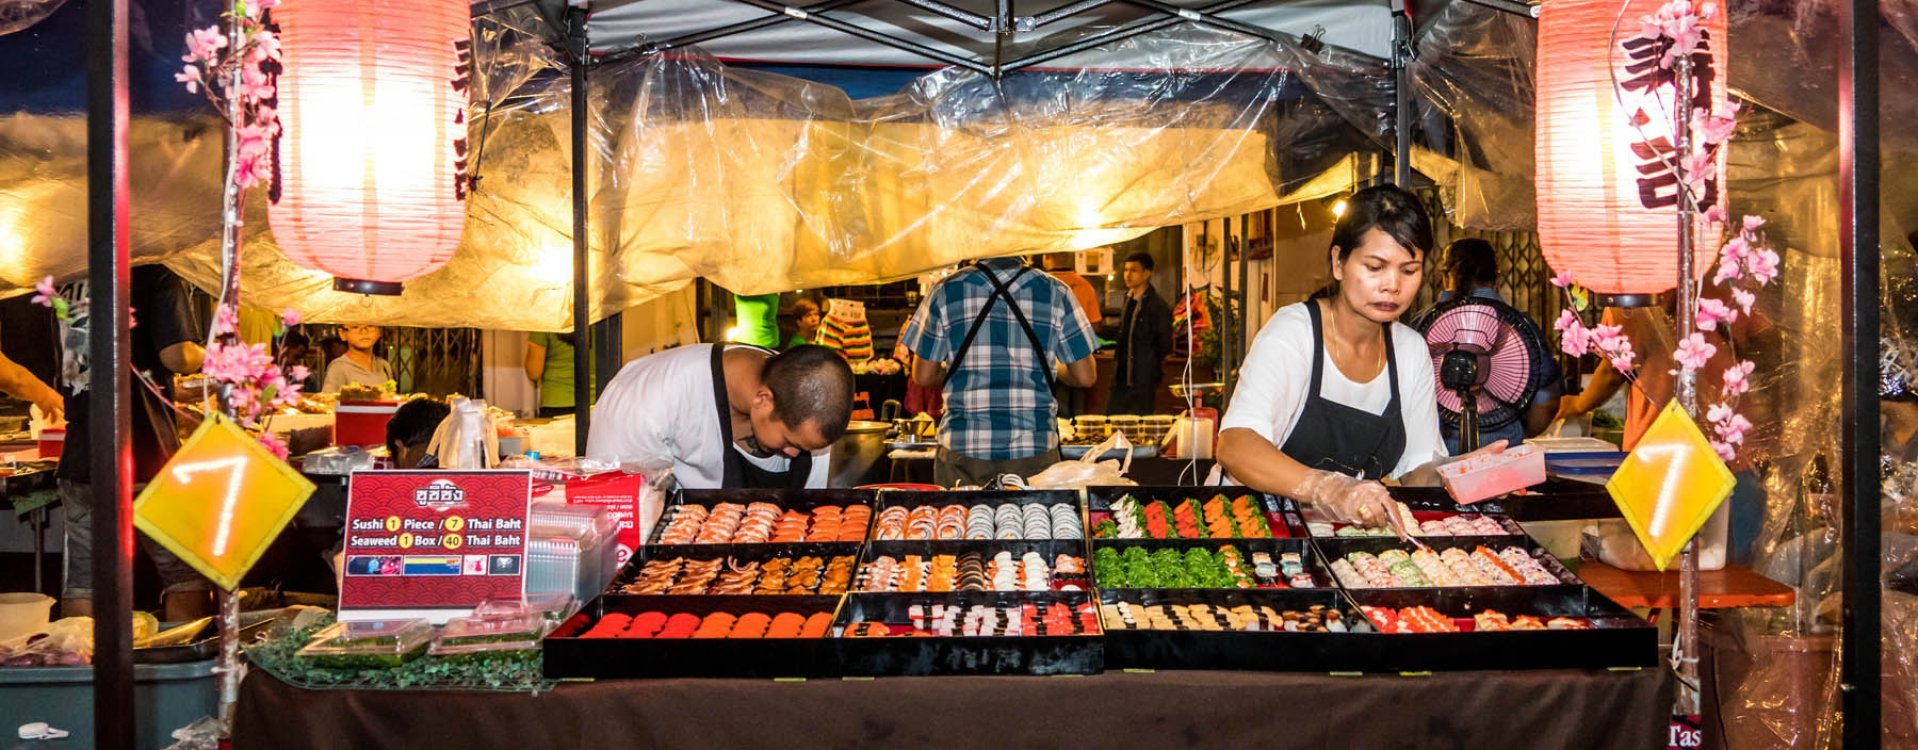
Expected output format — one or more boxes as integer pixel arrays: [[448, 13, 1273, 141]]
[[270, 0, 472, 295], [1534, 0, 1728, 295]]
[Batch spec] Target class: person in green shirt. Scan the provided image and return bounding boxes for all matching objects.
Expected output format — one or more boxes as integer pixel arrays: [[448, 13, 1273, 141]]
[[525, 332, 596, 418], [783, 297, 822, 350]]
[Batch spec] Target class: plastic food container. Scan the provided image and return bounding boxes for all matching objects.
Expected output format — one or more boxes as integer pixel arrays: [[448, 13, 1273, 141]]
[[35, 428, 63, 460], [431, 612, 546, 659], [0, 593, 53, 642], [334, 400, 402, 447], [296, 619, 433, 669], [1438, 444, 1546, 504], [474, 592, 580, 626]]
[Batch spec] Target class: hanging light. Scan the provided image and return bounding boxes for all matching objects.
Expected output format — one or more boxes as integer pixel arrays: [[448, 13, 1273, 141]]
[[1534, 0, 1728, 295], [269, 0, 472, 295]]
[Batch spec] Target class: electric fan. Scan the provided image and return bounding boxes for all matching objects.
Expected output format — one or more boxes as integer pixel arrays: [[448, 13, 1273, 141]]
[[1413, 296, 1550, 453]]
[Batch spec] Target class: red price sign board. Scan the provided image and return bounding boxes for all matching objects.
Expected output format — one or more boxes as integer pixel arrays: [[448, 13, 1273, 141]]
[[340, 470, 532, 622]]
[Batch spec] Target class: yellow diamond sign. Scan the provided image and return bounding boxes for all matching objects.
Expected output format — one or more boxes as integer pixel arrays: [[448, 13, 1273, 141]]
[[1604, 400, 1737, 571], [134, 414, 316, 591]]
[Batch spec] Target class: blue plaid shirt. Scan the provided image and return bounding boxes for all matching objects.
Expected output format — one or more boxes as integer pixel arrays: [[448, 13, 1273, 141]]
[[901, 258, 1099, 460]]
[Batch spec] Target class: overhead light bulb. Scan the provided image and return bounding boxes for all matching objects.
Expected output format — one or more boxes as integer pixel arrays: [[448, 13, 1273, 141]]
[[1331, 198, 1349, 218], [723, 325, 743, 342]]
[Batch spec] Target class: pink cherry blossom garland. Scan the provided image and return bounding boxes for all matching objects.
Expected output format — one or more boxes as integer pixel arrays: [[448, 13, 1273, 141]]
[[178, 1, 282, 190]]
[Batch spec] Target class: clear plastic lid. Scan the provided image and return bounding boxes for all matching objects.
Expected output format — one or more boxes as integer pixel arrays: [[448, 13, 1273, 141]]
[[296, 619, 433, 666], [431, 612, 547, 656], [473, 592, 579, 625]]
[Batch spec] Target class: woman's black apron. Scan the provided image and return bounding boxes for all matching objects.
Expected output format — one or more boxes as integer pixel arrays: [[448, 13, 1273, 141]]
[[1276, 301, 1408, 480], [710, 344, 812, 489]]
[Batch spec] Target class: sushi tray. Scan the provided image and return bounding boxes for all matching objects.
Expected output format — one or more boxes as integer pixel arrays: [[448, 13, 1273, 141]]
[[1085, 486, 1293, 540], [1340, 585, 1658, 670], [1091, 538, 1332, 591], [543, 594, 846, 679], [870, 489, 1085, 543], [652, 488, 880, 548], [608, 541, 864, 597], [1097, 587, 1370, 672], [1300, 501, 1525, 540], [835, 589, 1104, 676], [1314, 536, 1582, 590]]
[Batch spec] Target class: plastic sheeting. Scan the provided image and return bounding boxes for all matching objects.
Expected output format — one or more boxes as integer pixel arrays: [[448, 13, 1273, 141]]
[[176, 21, 1391, 327], [1701, 108, 1918, 746]]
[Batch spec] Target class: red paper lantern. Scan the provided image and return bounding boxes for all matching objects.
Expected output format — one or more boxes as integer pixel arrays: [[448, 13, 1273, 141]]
[[1535, 0, 1728, 295], [270, 0, 471, 295]]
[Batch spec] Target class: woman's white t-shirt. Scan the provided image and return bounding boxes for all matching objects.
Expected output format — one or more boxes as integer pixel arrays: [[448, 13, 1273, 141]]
[[1218, 301, 1446, 479]]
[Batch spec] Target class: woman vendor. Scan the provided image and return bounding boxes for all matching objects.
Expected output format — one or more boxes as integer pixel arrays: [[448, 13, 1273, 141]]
[[1217, 185, 1502, 529]]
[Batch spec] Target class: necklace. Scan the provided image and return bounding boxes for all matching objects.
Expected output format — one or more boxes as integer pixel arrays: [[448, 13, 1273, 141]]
[[1324, 303, 1385, 376]]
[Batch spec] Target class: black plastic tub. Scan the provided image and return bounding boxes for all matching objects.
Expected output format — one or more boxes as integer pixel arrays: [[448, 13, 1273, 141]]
[[1339, 585, 1659, 670], [836, 590, 1103, 676], [1097, 587, 1368, 671], [542, 594, 846, 679]]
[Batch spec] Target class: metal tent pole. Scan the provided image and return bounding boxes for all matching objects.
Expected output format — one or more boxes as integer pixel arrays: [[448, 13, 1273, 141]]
[[86, 0, 135, 746], [1390, 0, 1412, 186], [569, 5, 593, 455], [1837, 0, 1883, 741]]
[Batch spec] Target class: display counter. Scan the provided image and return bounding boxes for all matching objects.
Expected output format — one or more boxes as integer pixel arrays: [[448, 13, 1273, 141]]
[[235, 664, 1671, 749]]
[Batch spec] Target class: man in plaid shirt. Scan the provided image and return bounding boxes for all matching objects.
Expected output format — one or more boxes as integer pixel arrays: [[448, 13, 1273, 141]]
[[900, 256, 1100, 486]]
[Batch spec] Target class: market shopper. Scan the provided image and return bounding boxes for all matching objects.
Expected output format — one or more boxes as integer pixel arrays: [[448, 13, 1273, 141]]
[[587, 344, 854, 489], [524, 331, 594, 418], [322, 324, 393, 393], [386, 398, 453, 469], [1042, 253, 1103, 418], [1216, 186, 1502, 529], [58, 265, 211, 620], [1421, 238, 1561, 452], [1106, 251, 1174, 415], [901, 256, 1099, 487], [783, 297, 822, 350]]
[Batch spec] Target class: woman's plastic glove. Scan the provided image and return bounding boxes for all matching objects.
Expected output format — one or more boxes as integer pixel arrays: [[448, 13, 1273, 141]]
[[1294, 469, 1396, 528]]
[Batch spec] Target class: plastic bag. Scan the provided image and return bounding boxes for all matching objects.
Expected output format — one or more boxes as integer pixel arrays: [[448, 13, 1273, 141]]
[[1027, 431, 1135, 489]]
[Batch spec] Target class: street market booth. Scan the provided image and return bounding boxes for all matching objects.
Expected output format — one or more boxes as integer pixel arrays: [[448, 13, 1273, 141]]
[[0, 0, 1913, 746]]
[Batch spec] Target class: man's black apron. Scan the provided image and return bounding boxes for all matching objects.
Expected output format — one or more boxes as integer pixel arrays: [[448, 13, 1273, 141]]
[[710, 344, 812, 489]]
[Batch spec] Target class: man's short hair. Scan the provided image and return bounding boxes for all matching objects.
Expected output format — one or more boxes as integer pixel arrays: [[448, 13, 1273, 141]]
[[1124, 251, 1155, 271], [762, 345, 856, 441], [386, 398, 450, 460]]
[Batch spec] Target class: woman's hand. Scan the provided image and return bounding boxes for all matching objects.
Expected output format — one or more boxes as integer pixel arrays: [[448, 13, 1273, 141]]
[[1295, 469, 1397, 528]]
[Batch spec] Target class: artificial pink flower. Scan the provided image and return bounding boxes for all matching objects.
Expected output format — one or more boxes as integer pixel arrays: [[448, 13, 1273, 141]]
[[1742, 214, 1767, 231], [258, 432, 290, 460], [213, 304, 239, 337], [1550, 270, 1575, 288], [281, 309, 301, 328], [1695, 298, 1736, 331], [183, 27, 228, 64], [289, 364, 311, 384], [1710, 439, 1736, 462], [1674, 333, 1716, 372], [238, 64, 276, 103], [1698, 108, 1736, 145], [1704, 205, 1728, 227], [249, 30, 282, 63], [1721, 360, 1755, 398], [31, 276, 56, 307], [1556, 309, 1592, 358], [1748, 247, 1780, 286], [1714, 234, 1751, 285], [175, 65, 204, 95], [1731, 287, 1756, 314], [1608, 339, 1637, 374]]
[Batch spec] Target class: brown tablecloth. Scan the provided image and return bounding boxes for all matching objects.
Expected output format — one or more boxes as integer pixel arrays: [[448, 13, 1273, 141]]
[[235, 666, 1672, 749]]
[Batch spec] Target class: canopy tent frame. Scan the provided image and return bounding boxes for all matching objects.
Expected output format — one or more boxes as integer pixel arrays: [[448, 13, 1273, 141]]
[[68, 0, 1884, 745]]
